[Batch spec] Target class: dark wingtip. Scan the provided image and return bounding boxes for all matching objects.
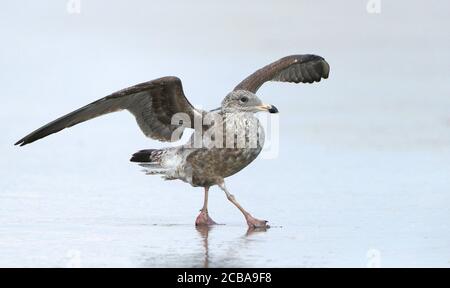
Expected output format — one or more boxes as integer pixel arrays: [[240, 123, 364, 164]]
[[14, 136, 35, 146], [300, 54, 330, 82], [321, 60, 330, 79], [14, 139, 25, 146]]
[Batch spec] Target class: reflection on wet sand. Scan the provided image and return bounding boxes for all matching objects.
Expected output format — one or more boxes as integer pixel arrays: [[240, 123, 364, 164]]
[[139, 225, 269, 268], [195, 225, 212, 268], [195, 225, 268, 268]]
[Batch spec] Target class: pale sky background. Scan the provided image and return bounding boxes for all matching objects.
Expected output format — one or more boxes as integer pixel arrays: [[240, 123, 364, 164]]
[[0, 1, 449, 267]]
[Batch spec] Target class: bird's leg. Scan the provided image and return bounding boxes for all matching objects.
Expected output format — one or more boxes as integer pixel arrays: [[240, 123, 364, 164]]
[[195, 186, 217, 226], [218, 181, 269, 228]]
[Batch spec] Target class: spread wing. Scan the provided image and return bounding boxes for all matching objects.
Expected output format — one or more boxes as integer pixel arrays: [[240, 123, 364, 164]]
[[234, 54, 330, 93], [15, 76, 201, 146]]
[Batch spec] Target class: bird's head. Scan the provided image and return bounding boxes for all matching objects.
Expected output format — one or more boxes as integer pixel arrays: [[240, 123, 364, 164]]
[[221, 90, 278, 114]]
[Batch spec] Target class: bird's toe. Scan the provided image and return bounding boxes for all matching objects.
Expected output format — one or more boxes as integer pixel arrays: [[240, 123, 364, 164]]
[[195, 210, 217, 226], [245, 215, 270, 229]]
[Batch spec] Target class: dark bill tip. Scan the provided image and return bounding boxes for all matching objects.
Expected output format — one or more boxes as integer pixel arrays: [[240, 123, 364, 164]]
[[268, 105, 279, 114]]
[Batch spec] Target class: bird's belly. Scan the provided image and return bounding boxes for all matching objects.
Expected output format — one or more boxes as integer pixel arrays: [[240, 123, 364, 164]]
[[216, 147, 262, 177], [188, 146, 262, 187]]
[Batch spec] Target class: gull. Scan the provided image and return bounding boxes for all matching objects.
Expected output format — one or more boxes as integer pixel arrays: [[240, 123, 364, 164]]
[[15, 54, 330, 228]]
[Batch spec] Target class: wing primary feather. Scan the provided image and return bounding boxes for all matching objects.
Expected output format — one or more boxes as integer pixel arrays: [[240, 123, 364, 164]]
[[233, 54, 330, 93]]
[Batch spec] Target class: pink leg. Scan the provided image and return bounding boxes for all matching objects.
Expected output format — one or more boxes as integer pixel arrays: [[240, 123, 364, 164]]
[[195, 187, 217, 226], [218, 181, 269, 229]]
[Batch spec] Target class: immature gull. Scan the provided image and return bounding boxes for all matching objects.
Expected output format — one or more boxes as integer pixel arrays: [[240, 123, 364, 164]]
[[15, 54, 330, 228]]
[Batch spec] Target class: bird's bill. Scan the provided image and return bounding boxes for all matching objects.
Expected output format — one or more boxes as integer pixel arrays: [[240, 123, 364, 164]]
[[257, 104, 279, 114]]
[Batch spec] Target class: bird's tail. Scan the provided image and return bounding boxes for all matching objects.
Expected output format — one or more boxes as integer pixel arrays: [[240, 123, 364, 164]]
[[130, 149, 168, 175], [130, 149, 163, 163]]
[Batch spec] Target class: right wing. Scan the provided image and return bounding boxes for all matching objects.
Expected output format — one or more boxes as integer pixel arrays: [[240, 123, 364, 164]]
[[234, 54, 330, 93], [15, 76, 201, 146]]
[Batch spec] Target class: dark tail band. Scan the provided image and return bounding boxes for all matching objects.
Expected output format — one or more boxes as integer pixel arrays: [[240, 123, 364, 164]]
[[130, 149, 157, 163]]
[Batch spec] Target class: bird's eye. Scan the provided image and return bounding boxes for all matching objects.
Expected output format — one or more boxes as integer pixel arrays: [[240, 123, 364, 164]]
[[240, 97, 248, 103]]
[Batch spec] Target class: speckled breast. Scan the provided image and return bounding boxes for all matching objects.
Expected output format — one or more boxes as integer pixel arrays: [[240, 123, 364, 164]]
[[186, 114, 265, 187]]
